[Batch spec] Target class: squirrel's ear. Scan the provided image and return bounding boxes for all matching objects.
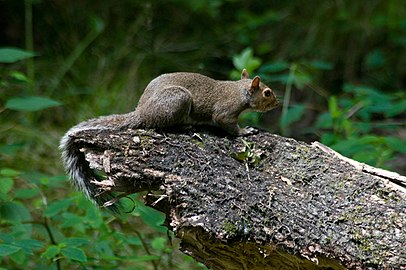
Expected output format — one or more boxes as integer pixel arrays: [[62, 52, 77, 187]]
[[251, 76, 260, 89], [241, 69, 250, 79]]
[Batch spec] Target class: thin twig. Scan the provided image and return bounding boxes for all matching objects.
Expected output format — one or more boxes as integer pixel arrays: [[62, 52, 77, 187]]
[[134, 229, 159, 270]]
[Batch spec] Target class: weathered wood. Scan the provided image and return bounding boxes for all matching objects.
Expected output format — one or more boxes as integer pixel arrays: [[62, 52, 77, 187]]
[[70, 127, 406, 270]]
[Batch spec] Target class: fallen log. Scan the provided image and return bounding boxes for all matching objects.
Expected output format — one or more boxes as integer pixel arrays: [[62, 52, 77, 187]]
[[67, 127, 406, 270]]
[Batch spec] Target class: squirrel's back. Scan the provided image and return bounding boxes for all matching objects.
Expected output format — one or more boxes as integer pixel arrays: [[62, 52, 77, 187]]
[[139, 72, 252, 121], [141, 72, 217, 101]]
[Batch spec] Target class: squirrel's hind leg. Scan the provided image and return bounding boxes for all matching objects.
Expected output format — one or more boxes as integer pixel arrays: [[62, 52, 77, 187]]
[[137, 86, 192, 128]]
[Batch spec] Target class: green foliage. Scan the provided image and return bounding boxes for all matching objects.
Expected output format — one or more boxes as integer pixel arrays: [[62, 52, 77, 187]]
[[315, 86, 406, 167], [230, 140, 263, 167], [230, 47, 262, 79], [6, 96, 61, 112], [280, 104, 306, 130], [0, 164, 199, 269], [0, 48, 37, 63]]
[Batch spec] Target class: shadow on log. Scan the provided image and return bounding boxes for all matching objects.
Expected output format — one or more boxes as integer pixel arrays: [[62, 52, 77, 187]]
[[70, 127, 406, 270]]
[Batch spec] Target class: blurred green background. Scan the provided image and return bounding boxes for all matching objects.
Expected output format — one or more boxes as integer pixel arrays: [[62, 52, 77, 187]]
[[1, 1, 405, 269]]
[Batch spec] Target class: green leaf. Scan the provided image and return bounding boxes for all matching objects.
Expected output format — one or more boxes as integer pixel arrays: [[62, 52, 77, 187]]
[[0, 233, 15, 243], [127, 255, 161, 262], [100, 254, 160, 262], [0, 177, 14, 194], [0, 201, 32, 222], [0, 143, 24, 155], [137, 204, 167, 233], [14, 188, 40, 199], [239, 111, 261, 126], [0, 168, 20, 177], [0, 244, 21, 256], [151, 237, 167, 251], [230, 151, 249, 162], [0, 48, 36, 63], [14, 239, 44, 254], [328, 96, 340, 118], [0, 201, 33, 238], [61, 213, 85, 229], [384, 136, 406, 153], [42, 175, 69, 188], [308, 60, 333, 70], [353, 122, 373, 133], [330, 138, 374, 157], [113, 232, 143, 246], [352, 150, 379, 165], [6, 96, 61, 112], [232, 47, 261, 72], [315, 112, 333, 129], [280, 104, 306, 129], [125, 236, 142, 246], [41, 245, 60, 259], [44, 197, 75, 217], [358, 135, 382, 144], [385, 99, 406, 117], [61, 237, 90, 247], [9, 71, 30, 83], [320, 133, 337, 145], [292, 71, 311, 89], [90, 16, 105, 33], [94, 240, 114, 257], [259, 61, 289, 73], [9, 249, 25, 264], [16, 239, 44, 249], [61, 247, 87, 262]]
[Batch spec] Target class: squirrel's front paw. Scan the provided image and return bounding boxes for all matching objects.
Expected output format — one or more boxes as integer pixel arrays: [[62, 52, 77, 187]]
[[240, 126, 259, 136]]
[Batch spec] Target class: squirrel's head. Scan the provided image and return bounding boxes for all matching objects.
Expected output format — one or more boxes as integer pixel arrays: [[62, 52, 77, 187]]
[[241, 69, 279, 112]]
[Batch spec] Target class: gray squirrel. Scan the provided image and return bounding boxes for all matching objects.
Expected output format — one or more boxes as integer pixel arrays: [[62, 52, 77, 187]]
[[60, 69, 279, 208]]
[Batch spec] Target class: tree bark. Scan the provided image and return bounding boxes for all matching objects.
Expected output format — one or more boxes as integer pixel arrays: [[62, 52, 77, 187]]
[[71, 127, 406, 270]]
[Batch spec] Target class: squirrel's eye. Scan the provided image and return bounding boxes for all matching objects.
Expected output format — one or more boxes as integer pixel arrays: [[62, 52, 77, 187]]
[[264, 89, 272, 97]]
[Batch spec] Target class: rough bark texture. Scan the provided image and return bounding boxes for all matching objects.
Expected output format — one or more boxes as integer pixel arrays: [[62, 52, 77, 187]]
[[70, 127, 406, 270]]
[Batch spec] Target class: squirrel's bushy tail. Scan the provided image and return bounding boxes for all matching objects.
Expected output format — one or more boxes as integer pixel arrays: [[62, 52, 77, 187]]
[[60, 111, 140, 210]]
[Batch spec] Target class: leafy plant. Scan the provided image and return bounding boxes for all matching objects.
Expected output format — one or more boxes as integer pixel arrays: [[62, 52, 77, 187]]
[[0, 48, 37, 63], [230, 47, 262, 79], [316, 85, 406, 167], [0, 164, 205, 269], [231, 139, 263, 167], [6, 96, 61, 112]]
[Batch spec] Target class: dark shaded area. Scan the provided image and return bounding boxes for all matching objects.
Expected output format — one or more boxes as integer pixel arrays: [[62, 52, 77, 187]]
[[71, 127, 405, 269], [2, 1, 406, 89]]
